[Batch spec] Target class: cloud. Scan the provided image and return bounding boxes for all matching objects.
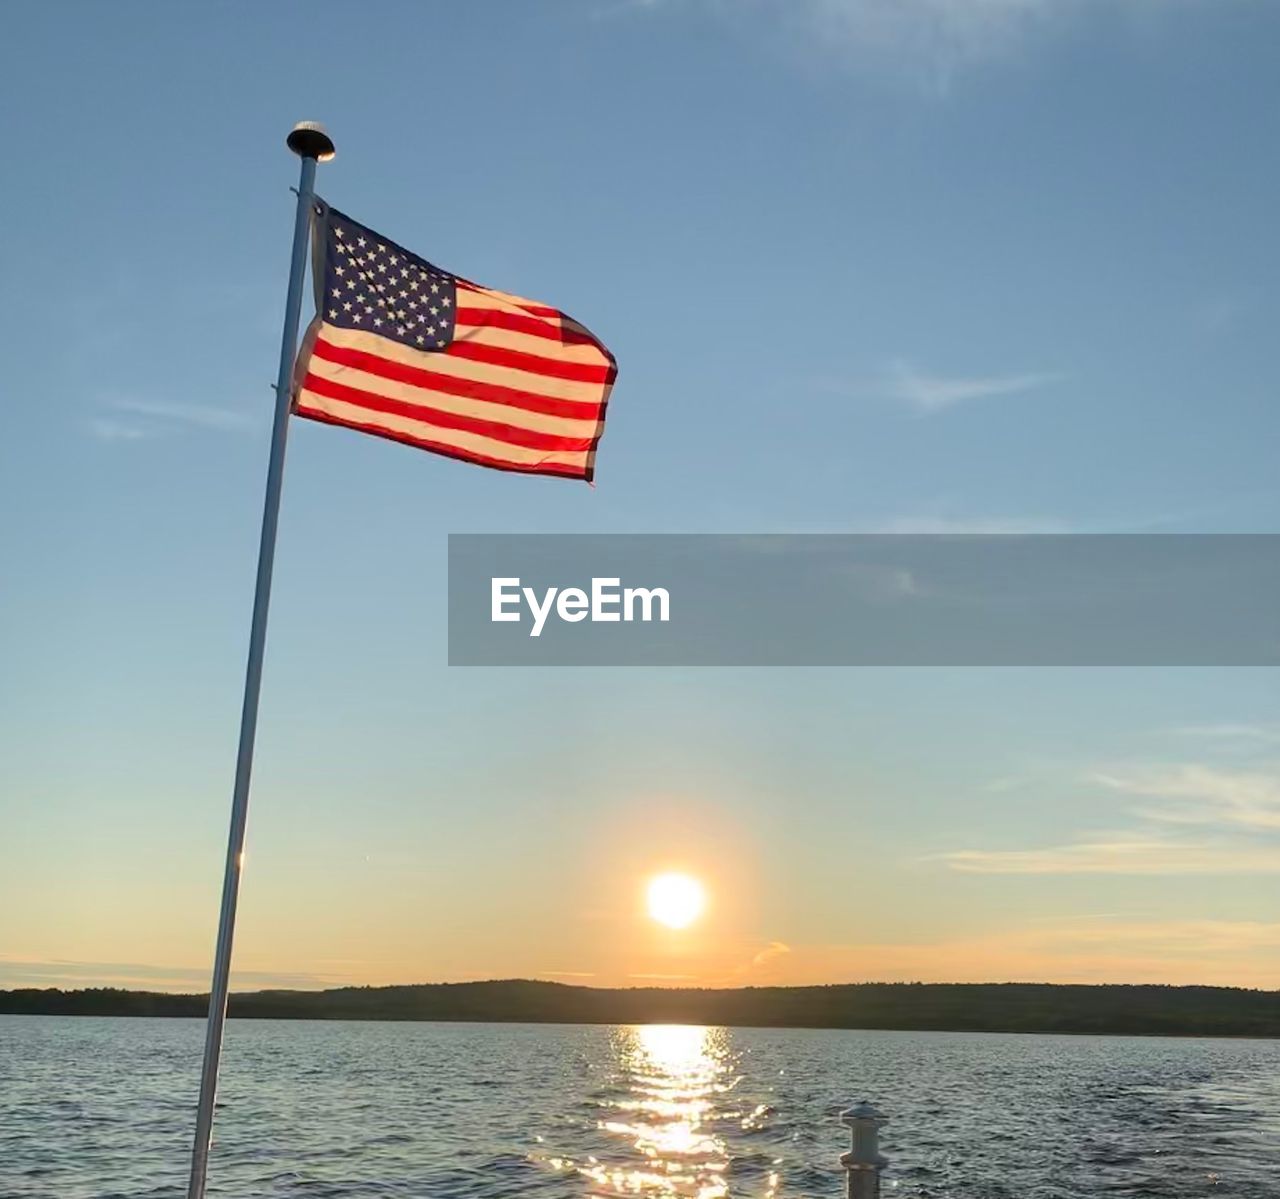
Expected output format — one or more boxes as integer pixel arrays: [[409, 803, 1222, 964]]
[[83, 396, 258, 442], [751, 940, 792, 967], [935, 762, 1280, 876], [1173, 723, 1280, 746], [0, 957, 336, 991], [84, 417, 154, 442], [107, 397, 256, 433], [798, 0, 1060, 80], [740, 918, 1280, 987], [937, 837, 1280, 875], [1093, 764, 1280, 831], [882, 359, 1062, 413]]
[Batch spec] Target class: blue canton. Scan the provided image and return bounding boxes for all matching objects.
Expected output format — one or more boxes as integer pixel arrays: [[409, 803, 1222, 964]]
[[319, 205, 457, 351]]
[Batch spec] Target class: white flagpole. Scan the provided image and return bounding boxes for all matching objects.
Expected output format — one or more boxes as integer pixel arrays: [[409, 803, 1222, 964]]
[[185, 122, 335, 1199]]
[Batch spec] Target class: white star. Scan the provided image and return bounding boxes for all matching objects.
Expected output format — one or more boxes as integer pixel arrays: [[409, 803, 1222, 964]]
[[436, 339, 447, 348], [389, 255, 398, 266], [430, 282, 440, 294], [335, 266, 345, 277], [334, 227, 345, 239], [425, 325, 436, 336], [440, 297, 451, 308], [352, 312, 362, 323], [409, 279, 420, 291], [397, 325, 406, 335], [342, 302, 352, 312], [429, 306, 439, 317], [377, 243, 386, 253], [373, 317, 383, 327], [328, 309, 337, 318], [416, 335, 425, 345], [331, 288, 340, 298], [357, 236, 366, 247]]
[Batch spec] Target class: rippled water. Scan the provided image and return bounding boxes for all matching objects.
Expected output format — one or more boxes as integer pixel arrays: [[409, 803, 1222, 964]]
[[3, 1016, 1280, 1198]]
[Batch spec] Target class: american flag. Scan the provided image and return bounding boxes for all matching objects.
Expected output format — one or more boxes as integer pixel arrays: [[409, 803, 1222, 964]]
[[293, 204, 617, 482]]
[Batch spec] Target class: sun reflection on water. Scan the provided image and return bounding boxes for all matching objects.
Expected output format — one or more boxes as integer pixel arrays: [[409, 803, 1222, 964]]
[[535, 1024, 780, 1199]]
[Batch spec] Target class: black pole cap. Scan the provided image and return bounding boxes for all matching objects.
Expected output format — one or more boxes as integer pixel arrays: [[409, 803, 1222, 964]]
[[286, 121, 336, 162]]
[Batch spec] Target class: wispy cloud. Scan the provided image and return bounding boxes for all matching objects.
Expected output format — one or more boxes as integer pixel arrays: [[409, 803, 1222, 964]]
[[936, 761, 1280, 876], [938, 837, 1280, 875], [751, 940, 792, 967], [739, 918, 1280, 987], [1093, 764, 1280, 831], [83, 395, 258, 442], [1173, 723, 1280, 746], [611, 1, 1185, 90], [84, 417, 155, 442], [797, 0, 1062, 83], [881, 359, 1062, 413], [0, 957, 337, 991], [109, 398, 256, 433]]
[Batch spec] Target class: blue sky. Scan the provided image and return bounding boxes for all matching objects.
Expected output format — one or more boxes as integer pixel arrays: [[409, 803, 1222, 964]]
[[1, 0, 1278, 991]]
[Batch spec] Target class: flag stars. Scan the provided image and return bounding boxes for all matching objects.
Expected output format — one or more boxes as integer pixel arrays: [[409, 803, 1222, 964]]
[[325, 216, 456, 351]]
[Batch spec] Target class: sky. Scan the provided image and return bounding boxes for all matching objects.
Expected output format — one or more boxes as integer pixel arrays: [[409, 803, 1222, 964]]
[[2, 0, 1279, 993]]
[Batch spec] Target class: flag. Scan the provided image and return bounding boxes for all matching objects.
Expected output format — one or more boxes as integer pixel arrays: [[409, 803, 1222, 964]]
[[293, 204, 617, 482]]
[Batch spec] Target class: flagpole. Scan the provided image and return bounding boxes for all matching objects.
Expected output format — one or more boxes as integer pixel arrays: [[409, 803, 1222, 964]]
[[185, 122, 335, 1199]]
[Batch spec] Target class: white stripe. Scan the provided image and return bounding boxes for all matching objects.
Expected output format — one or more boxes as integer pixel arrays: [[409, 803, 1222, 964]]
[[317, 324, 606, 405], [451, 317, 609, 365], [295, 390, 590, 470], [305, 354, 602, 440]]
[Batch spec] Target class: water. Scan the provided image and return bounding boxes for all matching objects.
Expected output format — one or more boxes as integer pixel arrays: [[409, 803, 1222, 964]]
[[2, 1016, 1279, 1199]]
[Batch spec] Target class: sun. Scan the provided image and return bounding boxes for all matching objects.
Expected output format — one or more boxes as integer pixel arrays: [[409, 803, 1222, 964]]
[[646, 872, 706, 929]]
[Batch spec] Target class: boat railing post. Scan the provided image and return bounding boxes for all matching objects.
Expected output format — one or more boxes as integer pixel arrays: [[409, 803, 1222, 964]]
[[839, 1101, 888, 1199]]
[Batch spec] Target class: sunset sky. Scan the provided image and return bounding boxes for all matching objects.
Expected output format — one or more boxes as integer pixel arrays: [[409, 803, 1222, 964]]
[[2, 1, 1279, 993]]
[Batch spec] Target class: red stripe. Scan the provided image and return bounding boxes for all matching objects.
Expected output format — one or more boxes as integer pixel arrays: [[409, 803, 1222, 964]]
[[454, 305, 599, 348], [294, 404, 590, 480], [311, 336, 605, 420], [443, 339, 612, 384], [299, 372, 596, 454], [457, 281, 560, 319]]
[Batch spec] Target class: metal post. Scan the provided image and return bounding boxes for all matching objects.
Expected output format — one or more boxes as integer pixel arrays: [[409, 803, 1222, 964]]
[[185, 122, 335, 1199], [840, 1102, 888, 1199]]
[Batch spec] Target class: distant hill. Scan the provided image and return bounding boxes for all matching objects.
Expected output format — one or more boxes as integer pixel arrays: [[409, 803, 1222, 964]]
[[4, 979, 1280, 1037]]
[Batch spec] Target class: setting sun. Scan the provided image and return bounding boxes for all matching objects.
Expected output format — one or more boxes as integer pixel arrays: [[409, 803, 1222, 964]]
[[646, 873, 706, 929]]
